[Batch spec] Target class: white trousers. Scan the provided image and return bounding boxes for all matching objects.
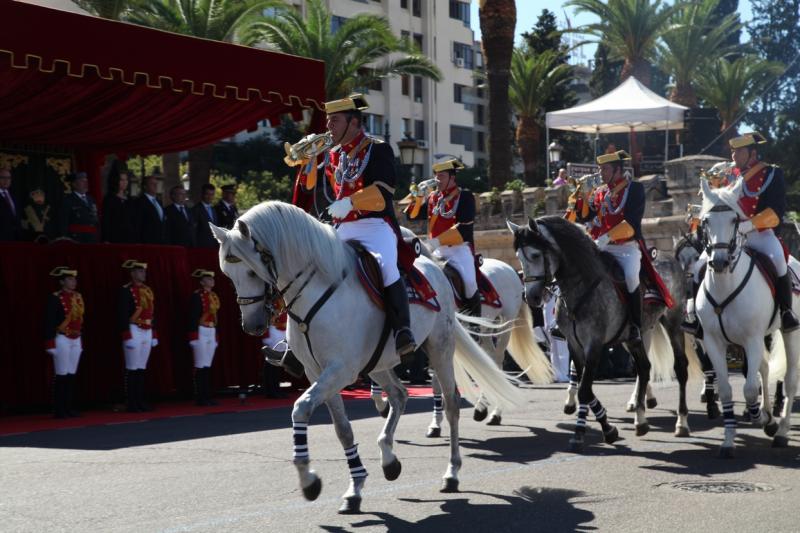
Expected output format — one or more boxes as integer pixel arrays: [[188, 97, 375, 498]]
[[123, 325, 152, 370], [599, 241, 642, 292], [745, 229, 787, 276], [263, 326, 287, 346], [543, 288, 570, 382], [336, 218, 400, 286], [53, 334, 81, 375], [434, 243, 478, 297], [191, 325, 217, 368]]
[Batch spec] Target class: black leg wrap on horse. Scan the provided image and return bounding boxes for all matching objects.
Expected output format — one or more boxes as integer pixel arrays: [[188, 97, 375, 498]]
[[777, 274, 800, 332], [384, 279, 417, 361]]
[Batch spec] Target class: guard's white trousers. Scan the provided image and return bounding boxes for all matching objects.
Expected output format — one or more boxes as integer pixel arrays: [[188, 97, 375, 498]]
[[543, 287, 569, 382], [123, 325, 152, 370], [53, 334, 81, 375], [693, 229, 787, 282], [434, 243, 478, 297], [336, 218, 400, 286], [191, 325, 217, 368], [599, 241, 642, 292]]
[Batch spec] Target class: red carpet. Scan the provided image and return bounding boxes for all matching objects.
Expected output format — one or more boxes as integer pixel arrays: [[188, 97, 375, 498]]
[[0, 386, 434, 437]]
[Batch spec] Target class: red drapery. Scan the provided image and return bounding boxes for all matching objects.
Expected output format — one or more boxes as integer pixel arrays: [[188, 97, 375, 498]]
[[0, 242, 271, 412]]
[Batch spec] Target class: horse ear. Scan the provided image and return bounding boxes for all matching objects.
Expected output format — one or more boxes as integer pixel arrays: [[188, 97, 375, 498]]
[[672, 235, 680, 247], [506, 220, 520, 234], [209, 223, 228, 244], [236, 220, 251, 240], [528, 217, 539, 233]]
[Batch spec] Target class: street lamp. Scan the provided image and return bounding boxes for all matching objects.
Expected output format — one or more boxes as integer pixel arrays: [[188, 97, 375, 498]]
[[397, 132, 418, 172], [548, 141, 564, 165]]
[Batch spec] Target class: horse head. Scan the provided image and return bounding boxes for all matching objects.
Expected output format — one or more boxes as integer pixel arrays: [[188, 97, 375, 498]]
[[212, 220, 276, 336], [507, 218, 557, 307], [673, 233, 702, 276], [699, 178, 745, 273]]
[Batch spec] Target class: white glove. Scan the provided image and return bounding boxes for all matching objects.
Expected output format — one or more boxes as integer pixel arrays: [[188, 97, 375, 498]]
[[595, 233, 610, 248], [46, 348, 56, 356], [738, 219, 755, 235], [427, 237, 441, 250], [327, 197, 353, 219], [189, 339, 199, 348], [151, 338, 159, 348]]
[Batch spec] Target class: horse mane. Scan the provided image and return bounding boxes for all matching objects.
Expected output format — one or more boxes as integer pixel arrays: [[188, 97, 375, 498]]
[[237, 201, 350, 284], [701, 178, 747, 219]]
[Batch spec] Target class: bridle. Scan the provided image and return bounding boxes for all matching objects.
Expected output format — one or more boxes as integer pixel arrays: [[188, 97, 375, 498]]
[[701, 204, 742, 274]]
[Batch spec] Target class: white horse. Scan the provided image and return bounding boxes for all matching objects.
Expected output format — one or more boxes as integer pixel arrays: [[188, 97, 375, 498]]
[[697, 179, 798, 456], [211, 202, 525, 513]]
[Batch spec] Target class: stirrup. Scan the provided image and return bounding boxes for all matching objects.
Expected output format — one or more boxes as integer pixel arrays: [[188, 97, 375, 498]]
[[781, 310, 800, 333], [680, 318, 700, 335], [628, 324, 642, 342], [262, 344, 284, 367], [395, 327, 417, 357], [550, 325, 565, 339]]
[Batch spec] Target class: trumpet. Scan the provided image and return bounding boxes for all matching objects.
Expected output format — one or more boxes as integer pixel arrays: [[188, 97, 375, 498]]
[[576, 172, 602, 191], [699, 161, 734, 187], [283, 132, 334, 167]]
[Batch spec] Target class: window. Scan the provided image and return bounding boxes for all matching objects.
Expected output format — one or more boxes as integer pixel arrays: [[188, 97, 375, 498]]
[[448, 1, 469, 24], [402, 118, 412, 136], [476, 104, 485, 125], [356, 68, 382, 92], [450, 125, 473, 151], [452, 42, 474, 69], [413, 33, 423, 52], [412, 0, 421, 17], [477, 131, 485, 152], [453, 83, 466, 103], [363, 113, 384, 136], [476, 81, 485, 99], [413, 76, 423, 103], [415, 120, 425, 141], [401, 0, 407, 8], [401, 75, 410, 96], [331, 15, 348, 34]]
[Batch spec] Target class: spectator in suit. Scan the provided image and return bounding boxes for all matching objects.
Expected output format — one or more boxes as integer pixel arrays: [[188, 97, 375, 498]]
[[194, 183, 218, 248], [165, 185, 196, 247], [59, 172, 100, 243], [0, 168, 21, 241], [215, 184, 239, 229], [102, 171, 135, 243], [133, 175, 166, 244]]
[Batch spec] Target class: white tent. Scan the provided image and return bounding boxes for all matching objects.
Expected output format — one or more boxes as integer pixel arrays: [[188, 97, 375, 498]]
[[545, 76, 688, 175]]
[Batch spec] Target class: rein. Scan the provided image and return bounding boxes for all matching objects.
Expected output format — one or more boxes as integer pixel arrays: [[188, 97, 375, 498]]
[[702, 252, 755, 345]]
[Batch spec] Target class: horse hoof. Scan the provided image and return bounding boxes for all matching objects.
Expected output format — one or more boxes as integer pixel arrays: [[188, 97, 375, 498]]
[[700, 392, 707, 403], [603, 426, 620, 444], [674, 426, 691, 438], [302, 476, 322, 501], [772, 436, 789, 448], [473, 407, 488, 422], [487, 414, 502, 426], [625, 403, 636, 413], [379, 403, 390, 419], [765, 420, 779, 438], [383, 458, 402, 481], [426, 426, 441, 438], [646, 398, 658, 409], [440, 478, 459, 493], [718, 446, 735, 459], [563, 404, 576, 415], [568, 438, 584, 453], [635, 423, 650, 436], [338, 496, 362, 514], [707, 403, 721, 420]]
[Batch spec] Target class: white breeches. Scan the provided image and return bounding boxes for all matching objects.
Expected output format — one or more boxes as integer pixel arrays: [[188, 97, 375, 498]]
[[434, 243, 478, 297], [263, 326, 287, 347], [336, 218, 399, 286], [123, 325, 152, 370], [191, 326, 217, 368], [745, 229, 787, 276], [53, 334, 82, 375], [542, 288, 569, 382], [599, 241, 641, 292]]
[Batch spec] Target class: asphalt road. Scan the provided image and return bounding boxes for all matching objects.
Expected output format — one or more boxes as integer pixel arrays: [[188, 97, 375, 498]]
[[1, 376, 798, 533]]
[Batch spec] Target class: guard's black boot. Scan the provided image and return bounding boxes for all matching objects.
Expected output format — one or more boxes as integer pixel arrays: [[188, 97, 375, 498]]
[[777, 273, 800, 332], [627, 286, 643, 343], [204, 367, 218, 406], [263, 345, 304, 379], [137, 369, 153, 412], [262, 360, 287, 398], [65, 374, 80, 417], [194, 368, 205, 406], [463, 290, 482, 339], [53, 375, 67, 419], [125, 370, 138, 413], [384, 279, 417, 364]]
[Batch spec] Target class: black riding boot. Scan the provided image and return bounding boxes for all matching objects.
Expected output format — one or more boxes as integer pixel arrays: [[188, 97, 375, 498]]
[[263, 359, 287, 398], [194, 368, 206, 406], [137, 369, 152, 412], [65, 374, 80, 417], [777, 273, 800, 332], [204, 367, 218, 405], [53, 375, 67, 419], [464, 290, 482, 338], [125, 370, 138, 413], [263, 345, 305, 379], [384, 279, 417, 363], [627, 285, 643, 342]]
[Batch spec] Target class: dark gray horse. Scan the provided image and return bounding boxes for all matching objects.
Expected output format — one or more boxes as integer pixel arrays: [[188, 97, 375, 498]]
[[509, 216, 694, 452]]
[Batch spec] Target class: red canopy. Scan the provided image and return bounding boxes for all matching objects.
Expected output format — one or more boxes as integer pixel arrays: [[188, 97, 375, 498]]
[[0, 1, 324, 166]]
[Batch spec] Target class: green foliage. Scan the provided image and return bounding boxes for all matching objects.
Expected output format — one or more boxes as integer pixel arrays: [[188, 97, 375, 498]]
[[125, 155, 162, 180], [509, 49, 574, 120], [521, 10, 577, 113], [74, 0, 131, 19], [505, 179, 526, 192], [458, 161, 489, 193], [213, 118, 304, 179]]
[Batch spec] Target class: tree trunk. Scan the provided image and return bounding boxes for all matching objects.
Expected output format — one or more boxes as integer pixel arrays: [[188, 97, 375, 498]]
[[620, 57, 652, 87], [188, 145, 214, 202], [669, 81, 698, 108], [480, 0, 516, 190], [516, 115, 541, 186], [161, 152, 181, 200]]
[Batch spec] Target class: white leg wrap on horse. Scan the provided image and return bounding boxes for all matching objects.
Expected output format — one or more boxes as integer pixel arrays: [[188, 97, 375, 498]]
[[344, 444, 368, 480]]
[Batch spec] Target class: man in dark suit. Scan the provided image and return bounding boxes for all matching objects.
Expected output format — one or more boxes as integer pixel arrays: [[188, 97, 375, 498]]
[[165, 185, 196, 247], [215, 184, 239, 229], [193, 183, 218, 248], [0, 168, 21, 241], [133, 175, 167, 244], [59, 172, 100, 243]]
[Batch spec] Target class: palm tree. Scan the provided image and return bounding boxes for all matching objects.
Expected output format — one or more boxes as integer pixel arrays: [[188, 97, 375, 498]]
[[74, 0, 132, 20], [479, 0, 517, 189], [695, 55, 784, 147], [242, 0, 441, 101], [509, 49, 574, 185], [566, 0, 676, 87], [658, 0, 742, 107]]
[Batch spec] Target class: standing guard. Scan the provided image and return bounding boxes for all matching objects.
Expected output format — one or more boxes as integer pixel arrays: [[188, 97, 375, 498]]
[[573, 150, 646, 341], [188, 269, 220, 406], [44, 267, 84, 418], [118, 260, 158, 412], [405, 158, 479, 318]]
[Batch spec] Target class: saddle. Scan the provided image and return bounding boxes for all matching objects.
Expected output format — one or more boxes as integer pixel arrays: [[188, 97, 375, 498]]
[[348, 241, 440, 312], [599, 248, 671, 308], [443, 259, 502, 310]]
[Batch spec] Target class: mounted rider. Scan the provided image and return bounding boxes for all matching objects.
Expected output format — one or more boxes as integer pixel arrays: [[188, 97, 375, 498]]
[[405, 158, 480, 318], [571, 150, 647, 341]]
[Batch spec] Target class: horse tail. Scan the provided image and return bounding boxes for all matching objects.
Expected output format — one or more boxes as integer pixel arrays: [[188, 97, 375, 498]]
[[507, 304, 554, 385], [452, 321, 527, 411], [648, 322, 675, 382], [768, 332, 787, 384], [683, 333, 704, 382]]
